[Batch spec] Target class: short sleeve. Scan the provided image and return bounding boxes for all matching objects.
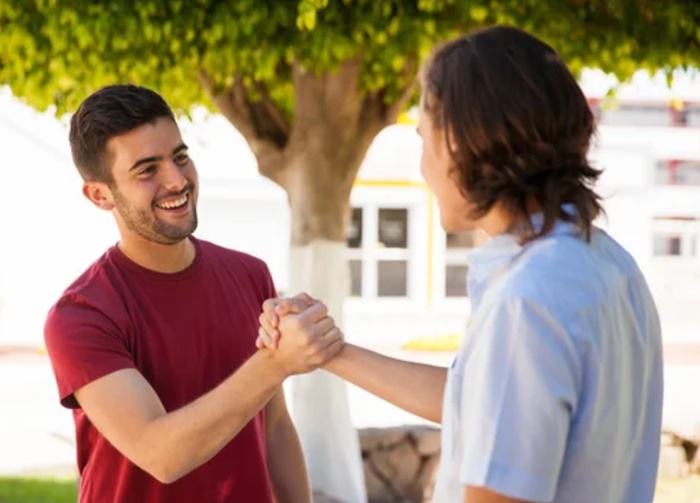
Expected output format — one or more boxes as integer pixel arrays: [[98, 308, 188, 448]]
[[456, 296, 582, 502], [44, 297, 136, 409], [261, 262, 278, 300]]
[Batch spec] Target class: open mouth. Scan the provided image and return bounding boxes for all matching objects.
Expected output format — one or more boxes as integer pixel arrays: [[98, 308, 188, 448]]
[[155, 192, 189, 211]]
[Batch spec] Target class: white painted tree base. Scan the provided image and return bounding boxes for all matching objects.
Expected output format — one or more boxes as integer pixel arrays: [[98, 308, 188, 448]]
[[285, 240, 367, 503]]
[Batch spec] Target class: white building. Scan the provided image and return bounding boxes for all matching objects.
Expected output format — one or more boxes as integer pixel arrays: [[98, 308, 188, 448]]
[[1, 71, 699, 350]]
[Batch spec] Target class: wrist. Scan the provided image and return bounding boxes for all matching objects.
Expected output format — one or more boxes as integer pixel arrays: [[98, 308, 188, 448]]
[[255, 349, 292, 383], [321, 342, 349, 373]]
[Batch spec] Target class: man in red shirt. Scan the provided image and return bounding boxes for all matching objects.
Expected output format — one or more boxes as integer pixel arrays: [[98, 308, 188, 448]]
[[44, 84, 341, 503]]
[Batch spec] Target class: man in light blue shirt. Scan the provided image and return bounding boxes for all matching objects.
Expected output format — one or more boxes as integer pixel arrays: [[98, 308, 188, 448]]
[[432, 216, 663, 502], [257, 25, 663, 503]]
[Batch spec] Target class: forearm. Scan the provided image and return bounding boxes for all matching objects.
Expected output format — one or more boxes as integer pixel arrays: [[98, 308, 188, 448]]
[[323, 343, 447, 424], [267, 415, 312, 503], [145, 350, 286, 483]]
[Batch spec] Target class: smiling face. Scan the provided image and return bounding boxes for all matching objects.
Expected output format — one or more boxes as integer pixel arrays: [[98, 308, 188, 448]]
[[83, 117, 199, 245]]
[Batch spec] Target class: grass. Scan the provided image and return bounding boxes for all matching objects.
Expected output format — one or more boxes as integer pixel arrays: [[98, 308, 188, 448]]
[[0, 478, 77, 503], [0, 475, 698, 502]]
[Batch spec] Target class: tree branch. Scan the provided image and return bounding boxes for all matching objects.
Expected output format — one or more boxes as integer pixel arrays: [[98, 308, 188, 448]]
[[198, 69, 255, 139], [358, 57, 418, 137], [253, 80, 291, 143], [198, 69, 289, 187]]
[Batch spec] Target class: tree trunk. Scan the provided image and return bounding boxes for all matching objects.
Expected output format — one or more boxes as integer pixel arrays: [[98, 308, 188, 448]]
[[201, 58, 415, 503], [284, 157, 365, 503], [287, 243, 363, 503]]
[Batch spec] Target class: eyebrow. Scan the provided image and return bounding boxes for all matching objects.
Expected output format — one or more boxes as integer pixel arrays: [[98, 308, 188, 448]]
[[129, 143, 189, 172]]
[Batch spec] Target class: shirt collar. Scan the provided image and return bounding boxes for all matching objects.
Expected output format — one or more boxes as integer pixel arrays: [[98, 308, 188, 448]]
[[465, 205, 581, 296]]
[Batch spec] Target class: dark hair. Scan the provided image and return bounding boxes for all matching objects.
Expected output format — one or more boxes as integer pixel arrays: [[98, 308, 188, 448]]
[[421, 25, 603, 242], [69, 84, 175, 183]]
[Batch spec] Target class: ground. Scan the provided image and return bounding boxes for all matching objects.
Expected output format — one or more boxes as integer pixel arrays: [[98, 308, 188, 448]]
[[2, 347, 700, 502]]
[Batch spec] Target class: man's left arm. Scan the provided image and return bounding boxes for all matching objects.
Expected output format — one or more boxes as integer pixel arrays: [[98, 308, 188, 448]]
[[266, 388, 312, 503]]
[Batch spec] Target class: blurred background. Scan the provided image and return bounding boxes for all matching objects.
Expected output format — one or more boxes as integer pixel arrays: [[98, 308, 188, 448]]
[[1, 1, 700, 502]]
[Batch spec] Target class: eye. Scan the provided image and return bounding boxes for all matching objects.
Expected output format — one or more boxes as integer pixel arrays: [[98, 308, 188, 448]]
[[174, 153, 190, 165], [139, 165, 157, 177]]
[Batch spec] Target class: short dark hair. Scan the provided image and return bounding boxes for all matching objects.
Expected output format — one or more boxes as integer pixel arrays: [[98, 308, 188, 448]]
[[69, 84, 175, 183], [421, 25, 603, 242]]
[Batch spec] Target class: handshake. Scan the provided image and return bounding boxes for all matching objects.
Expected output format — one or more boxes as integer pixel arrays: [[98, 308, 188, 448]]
[[256, 293, 345, 376]]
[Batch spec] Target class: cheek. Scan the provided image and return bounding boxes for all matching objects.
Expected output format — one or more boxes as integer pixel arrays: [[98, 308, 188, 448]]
[[421, 149, 449, 195], [186, 161, 198, 181], [419, 143, 441, 186], [419, 148, 429, 180]]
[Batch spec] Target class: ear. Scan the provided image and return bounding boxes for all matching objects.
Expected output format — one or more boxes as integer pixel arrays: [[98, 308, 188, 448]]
[[82, 181, 115, 211]]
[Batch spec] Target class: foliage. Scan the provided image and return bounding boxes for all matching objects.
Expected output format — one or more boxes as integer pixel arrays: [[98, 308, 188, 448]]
[[2, 0, 699, 116], [0, 477, 77, 503]]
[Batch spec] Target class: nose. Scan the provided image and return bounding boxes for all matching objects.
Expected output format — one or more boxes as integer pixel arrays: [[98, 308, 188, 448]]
[[161, 160, 188, 192]]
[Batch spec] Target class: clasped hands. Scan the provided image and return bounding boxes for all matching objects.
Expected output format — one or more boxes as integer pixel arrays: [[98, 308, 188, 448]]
[[256, 293, 345, 376]]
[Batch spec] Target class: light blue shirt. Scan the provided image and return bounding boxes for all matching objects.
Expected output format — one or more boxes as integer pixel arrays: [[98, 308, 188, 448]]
[[432, 219, 664, 502]]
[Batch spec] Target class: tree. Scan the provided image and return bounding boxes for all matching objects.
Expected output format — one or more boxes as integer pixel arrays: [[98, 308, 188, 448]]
[[2, 1, 699, 501]]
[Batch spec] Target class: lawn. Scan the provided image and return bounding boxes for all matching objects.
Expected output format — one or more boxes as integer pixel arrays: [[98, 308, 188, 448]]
[[0, 478, 77, 503], [0, 475, 698, 502]]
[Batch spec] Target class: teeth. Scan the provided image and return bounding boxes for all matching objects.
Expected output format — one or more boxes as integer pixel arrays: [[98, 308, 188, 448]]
[[157, 194, 188, 209]]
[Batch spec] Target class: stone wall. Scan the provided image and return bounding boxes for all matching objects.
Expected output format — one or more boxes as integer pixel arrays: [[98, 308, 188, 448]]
[[659, 429, 700, 478], [316, 426, 700, 503], [359, 426, 441, 503]]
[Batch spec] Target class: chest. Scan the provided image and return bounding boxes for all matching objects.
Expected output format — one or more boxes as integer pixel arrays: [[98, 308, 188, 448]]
[[119, 271, 263, 410]]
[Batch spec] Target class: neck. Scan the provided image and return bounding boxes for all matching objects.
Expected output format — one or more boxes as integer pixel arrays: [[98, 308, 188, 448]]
[[477, 198, 542, 237], [117, 235, 196, 273], [478, 205, 513, 237]]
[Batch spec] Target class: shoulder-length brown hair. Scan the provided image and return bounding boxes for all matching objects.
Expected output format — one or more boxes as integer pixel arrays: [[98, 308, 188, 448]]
[[421, 25, 603, 242]]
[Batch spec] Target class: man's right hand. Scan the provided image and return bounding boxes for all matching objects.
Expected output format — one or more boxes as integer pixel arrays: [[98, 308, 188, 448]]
[[258, 293, 344, 376], [257, 292, 317, 350]]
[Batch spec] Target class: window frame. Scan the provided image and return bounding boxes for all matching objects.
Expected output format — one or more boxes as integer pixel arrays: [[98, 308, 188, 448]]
[[345, 185, 428, 310]]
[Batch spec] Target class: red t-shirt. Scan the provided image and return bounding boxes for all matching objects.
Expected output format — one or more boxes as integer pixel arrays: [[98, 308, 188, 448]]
[[44, 237, 276, 503]]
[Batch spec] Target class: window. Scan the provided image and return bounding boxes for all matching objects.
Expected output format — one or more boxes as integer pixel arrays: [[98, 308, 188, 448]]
[[377, 260, 407, 296], [443, 230, 486, 297], [347, 207, 363, 249], [655, 160, 700, 186], [652, 217, 700, 257], [376, 209, 409, 297], [445, 265, 469, 297], [346, 208, 364, 297], [688, 103, 700, 127], [378, 209, 408, 249], [349, 259, 362, 297], [346, 206, 412, 299], [598, 101, 672, 127], [653, 234, 682, 256]]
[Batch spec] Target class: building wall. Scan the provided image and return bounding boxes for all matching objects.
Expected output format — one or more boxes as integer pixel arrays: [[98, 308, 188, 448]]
[[1, 89, 699, 348]]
